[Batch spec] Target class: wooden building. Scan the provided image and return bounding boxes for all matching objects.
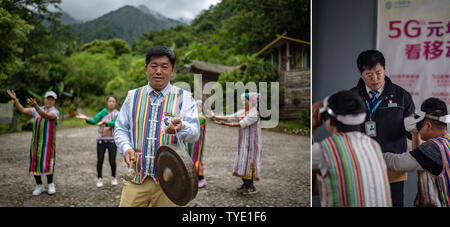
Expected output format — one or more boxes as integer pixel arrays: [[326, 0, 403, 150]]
[[256, 32, 310, 72], [185, 60, 236, 86], [256, 32, 311, 120]]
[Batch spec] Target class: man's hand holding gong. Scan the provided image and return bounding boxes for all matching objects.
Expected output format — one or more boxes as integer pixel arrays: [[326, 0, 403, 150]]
[[165, 117, 182, 134], [124, 149, 136, 167]]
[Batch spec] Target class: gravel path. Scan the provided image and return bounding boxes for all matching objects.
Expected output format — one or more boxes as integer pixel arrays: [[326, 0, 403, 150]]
[[0, 119, 310, 207]]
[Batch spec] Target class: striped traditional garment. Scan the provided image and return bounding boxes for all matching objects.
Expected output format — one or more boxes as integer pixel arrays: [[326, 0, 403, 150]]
[[97, 109, 119, 140], [185, 113, 206, 177], [233, 110, 261, 181], [29, 116, 57, 175], [415, 134, 450, 207], [317, 131, 391, 207], [128, 85, 183, 184]]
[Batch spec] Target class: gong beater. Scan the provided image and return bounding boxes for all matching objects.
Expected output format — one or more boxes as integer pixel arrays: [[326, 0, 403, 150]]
[[155, 144, 198, 206]]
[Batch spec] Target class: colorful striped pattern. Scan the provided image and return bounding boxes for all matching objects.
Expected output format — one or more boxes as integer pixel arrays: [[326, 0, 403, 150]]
[[317, 132, 391, 207], [98, 109, 119, 140], [151, 90, 162, 98], [233, 116, 261, 181], [130, 85, 183, 184], [185, 114, 206, 176], [415, 134, 450, 207], [29, 116, 56, 175]]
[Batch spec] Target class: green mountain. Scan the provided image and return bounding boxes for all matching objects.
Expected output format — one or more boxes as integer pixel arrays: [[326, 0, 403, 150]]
[[71, 5, 183, 44]]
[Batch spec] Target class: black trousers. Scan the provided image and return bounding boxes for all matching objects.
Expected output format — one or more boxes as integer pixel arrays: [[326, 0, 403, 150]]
[[34, 175, 53, 185], [97, 140, 117, 178], [390, 181, 404, 207]]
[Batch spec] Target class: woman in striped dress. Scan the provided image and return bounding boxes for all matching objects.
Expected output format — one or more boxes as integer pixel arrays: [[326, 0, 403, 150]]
[[7, 90, 60, 196], [76, 95, 119, 187], [185, 100, 207, 188], [311, 90, 391, 207], [210, 93, 261, 195]]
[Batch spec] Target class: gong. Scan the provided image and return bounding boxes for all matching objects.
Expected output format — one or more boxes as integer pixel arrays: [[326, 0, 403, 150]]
[[155, 144, 198, 206]]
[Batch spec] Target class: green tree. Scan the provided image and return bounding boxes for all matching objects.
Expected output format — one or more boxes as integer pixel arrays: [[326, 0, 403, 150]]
[[218, 56, 279, 112], [108, 38, 132, 57], [65, 52, 121, 98], [0, 7, 33, 84], [105, 57, 146, 102], [81, 38, 131, 58], [80, 40, 115, 56], [0, 0, 75, 104], [126, 58, 147, 87]]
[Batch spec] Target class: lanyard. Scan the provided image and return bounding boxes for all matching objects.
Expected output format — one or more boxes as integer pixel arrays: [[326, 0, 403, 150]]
[[365, 99, 382, 120]]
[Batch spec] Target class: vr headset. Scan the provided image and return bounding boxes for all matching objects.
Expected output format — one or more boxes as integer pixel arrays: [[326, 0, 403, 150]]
[[319, 95, 366, 125], [404, 110, 450, 132]]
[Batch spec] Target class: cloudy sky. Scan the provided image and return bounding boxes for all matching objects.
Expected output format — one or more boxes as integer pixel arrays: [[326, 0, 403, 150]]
[[52, 0, 221, 22]]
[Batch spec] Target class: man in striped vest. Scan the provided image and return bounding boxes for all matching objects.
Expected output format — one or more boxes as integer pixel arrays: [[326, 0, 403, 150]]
[[114, 46, 200, 207], [384, 97, 450, 207], [312, 90, 392, 207]]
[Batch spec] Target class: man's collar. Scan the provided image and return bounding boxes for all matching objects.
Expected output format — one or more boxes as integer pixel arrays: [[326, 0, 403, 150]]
[[365, 82, 385, 96], [357, 75, 393, 97], [147, 82, 171, 96]]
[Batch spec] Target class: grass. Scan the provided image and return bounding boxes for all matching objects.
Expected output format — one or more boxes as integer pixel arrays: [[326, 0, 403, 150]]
[[58, 117, 92, 129], [57, 106, 100, 130], [267, 120, 310, 136]]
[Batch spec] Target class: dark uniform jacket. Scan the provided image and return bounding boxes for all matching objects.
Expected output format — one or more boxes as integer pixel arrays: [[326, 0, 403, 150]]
[[350, 76, 415, 155]]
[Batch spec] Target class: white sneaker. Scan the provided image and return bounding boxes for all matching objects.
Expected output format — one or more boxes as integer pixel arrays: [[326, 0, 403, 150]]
[[47, 183, 56, 195], [198, 179, 207, 188], [96, 178, 103, 187], [32, 184, 45, 196], [111, 178, 118, 186]]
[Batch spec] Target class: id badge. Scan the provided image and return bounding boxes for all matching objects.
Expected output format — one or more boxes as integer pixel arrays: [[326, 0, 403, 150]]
[[365, 120, 377, 137], [388, 103, 397, 107]]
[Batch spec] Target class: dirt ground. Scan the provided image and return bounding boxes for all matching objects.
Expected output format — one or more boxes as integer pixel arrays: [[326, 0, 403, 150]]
[[0, 119, 310, 207]]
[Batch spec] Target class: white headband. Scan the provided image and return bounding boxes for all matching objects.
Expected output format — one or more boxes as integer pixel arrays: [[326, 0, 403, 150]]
[[404, 109, 450, 132], [319, 95, 367, 126], [415, 110, 450, 123]]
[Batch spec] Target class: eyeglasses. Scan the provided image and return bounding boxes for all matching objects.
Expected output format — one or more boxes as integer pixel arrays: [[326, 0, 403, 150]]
[[362, 71, 384, 79]]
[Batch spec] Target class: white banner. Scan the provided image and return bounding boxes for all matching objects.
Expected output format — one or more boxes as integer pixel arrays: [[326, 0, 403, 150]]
[[377, 0, 450, 113]]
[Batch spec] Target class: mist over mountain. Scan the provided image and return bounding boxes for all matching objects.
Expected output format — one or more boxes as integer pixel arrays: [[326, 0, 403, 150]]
[[67, 5, 184, 43]]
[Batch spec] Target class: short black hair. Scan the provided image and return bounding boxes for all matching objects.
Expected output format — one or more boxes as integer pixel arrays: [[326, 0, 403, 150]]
[[145, 45, 176, 68], [420, 97, 448, 130], [357, 50, 386, 73], [324, 90, 366, 133], [106, 95, 117, 102]]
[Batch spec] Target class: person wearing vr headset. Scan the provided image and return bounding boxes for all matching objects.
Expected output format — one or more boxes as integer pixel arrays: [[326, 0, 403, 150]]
[[383, 97, 450, 207], [312, 90, 392, 207], [350, 50, 415, 207]]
